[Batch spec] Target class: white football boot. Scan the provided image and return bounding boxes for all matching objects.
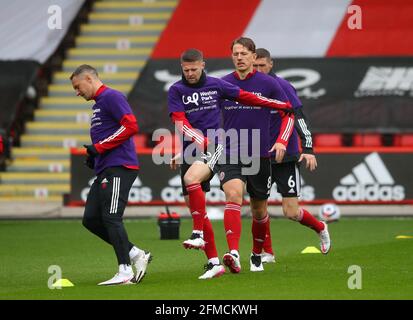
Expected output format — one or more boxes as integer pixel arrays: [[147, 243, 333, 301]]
[[249, 253, 264, 272], [319, 222, 331, 254], [261, 252, 276, 264], [198, 263, 225, 280], [133, 251, 152, 283], [98, 264, 134, 286], [182, 233, 205, 250], [223, 252, 241, 273]]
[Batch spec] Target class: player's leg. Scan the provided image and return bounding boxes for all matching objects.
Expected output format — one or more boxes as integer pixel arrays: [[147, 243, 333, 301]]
[[276, 162, 331, 254], [182, 161, 212, 249], [83, 178, 113, 244], [83, 175, 148, 284], [247, 158, 272, 272], [260, 162, 278, 263], [99, 167, 150, 285], [198, 215, 225, 279], [182, 194, 224, 279], [220, 167, 244, 273]]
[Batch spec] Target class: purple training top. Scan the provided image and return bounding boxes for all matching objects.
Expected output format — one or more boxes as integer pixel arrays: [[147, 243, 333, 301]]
[[220, 70, 289, 159], [268, 73, 302, 158], [90, 87, 139, 174], [168, 75, 241, 150]]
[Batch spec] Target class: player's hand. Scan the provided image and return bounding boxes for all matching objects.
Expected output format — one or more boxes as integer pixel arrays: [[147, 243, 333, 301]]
[[170, 153, 182, 170], [299, 153, 317, 171], [269, 142, 286, 163], [83, 144, 99, 157], [84, 154, 95, 170]]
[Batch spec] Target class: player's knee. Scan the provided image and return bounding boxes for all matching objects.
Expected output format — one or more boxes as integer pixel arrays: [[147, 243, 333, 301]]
[[183, 172, 201, 186], [283, 202, 300, 220], [224, 189, 243, 203]]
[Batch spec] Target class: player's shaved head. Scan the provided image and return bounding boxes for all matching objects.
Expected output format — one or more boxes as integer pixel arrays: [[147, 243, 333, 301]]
[[70, 64, 99, 80], [256, 48, 272, 61], [180, 48, 204, 63]]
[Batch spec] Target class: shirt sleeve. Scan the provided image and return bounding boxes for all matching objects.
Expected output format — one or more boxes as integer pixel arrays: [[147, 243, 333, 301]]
[[294, 108, 314, 154], [269, 79, 295, 147]]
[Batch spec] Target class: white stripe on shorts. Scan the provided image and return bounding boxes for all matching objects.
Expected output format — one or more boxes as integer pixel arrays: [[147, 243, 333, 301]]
[[110, 177, 120, 214]]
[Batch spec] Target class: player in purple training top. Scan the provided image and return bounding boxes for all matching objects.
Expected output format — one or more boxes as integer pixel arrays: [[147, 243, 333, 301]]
[[253, 48, 331, 259], [216, 37, 295, 274], [70, 65, 151, 286], [167, 48, 293, 280]]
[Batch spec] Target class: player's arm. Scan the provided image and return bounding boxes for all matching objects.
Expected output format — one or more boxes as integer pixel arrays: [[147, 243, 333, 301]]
[[236, 89, 293, 113], [170, 112, 208, 150], [168, 86, 208, 150], [268, 81, 295, 162], [295, 107, 317, 171], [93, 113, 138, 154], [294, 107, 313, 154], [218, 79, 292, 113]]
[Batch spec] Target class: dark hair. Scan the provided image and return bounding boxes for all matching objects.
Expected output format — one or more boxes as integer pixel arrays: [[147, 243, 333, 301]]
[[70, 64, 99, 80], [180, 48, 203, 62], [231, 37, 256, 53], [256, 48, 272, 60]]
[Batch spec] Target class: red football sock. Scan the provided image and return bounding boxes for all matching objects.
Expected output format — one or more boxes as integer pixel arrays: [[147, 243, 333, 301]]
[[252, 215, 269, 254], [262, 215, 274, 255], [203, 216, 218, 260], [298, 208, 325, 233], [186, 183, 206, 232], [224, 202, 242, 252]]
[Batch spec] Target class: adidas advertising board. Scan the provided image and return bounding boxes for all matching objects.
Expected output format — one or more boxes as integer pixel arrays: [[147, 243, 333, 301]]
[[332, 153, 405, 201], [69, 151, 413, 205]]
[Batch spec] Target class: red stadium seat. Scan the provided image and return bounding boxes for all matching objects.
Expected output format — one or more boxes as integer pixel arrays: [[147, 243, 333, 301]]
[[314, 134, 343, 147], [352, 134, 382, 147], [133, 134, 148, 148], [154, 133, 182, 152], [394, 134, 413, 147]]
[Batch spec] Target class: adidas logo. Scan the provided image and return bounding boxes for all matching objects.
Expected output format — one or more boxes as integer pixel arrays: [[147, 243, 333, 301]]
[[333, 152, 405, 201]]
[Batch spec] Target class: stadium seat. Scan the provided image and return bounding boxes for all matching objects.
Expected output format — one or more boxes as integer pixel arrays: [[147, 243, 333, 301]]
[[313, 134, 343, 147], [155, 133, 182, 151], [133, 134, 148, 148], [352, 134, 382, 147], [394, 134, 413, 147]]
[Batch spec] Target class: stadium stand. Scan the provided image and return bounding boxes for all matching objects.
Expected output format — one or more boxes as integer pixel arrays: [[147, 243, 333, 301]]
[[0, 0, 177, 201]]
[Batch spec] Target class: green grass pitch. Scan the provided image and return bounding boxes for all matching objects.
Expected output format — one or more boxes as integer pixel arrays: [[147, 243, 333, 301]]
[[1, 217, 412, 300]]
